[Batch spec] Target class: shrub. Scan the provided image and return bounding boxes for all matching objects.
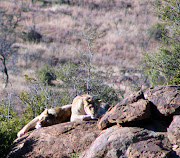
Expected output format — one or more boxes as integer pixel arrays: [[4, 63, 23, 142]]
[[168, 66, 180, 85], [35, 65, 57, 85], [56, 62, 120, 105], [148, 23, 167, 41], [22, 27, 42, 43], [0, 105, 20, 157], [19, 73, 65, 123], [19, 90, 48, 120], [142, 0, 180, 86]]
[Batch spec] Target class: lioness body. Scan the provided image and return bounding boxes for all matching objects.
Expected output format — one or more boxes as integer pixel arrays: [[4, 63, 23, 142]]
[[17, 104, 71, 137]]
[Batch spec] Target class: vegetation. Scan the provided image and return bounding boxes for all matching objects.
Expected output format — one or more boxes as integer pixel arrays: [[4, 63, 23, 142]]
[[143, 0, 180, 86], [70, 152, 81, 158], [0, 7, 21, 88], [19, 75, 62, 123], [19, 31, 120, 125], [56, 61, 119, 104], [0, 104, 20, 157], [35, 65, 57, 85], [148, 23, 168, 41]]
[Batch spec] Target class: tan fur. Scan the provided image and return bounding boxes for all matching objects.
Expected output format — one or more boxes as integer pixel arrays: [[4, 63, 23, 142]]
[[70, 94, 101, 122], [17, 104, 71, 137], [17, 95, 102, 137]]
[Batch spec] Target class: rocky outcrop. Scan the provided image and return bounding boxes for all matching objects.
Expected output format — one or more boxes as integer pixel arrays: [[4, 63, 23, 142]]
[[8, 121, 101, 158], [94, 85, 180, 157], [80, 126, 174, 158], [167, 115, 180, 145], [8, 85, 180, 158], [98, 86, 180, 130], [99, 99, 150, 129], [144, 85, 180, 116], [167, 115, 180, 156], [98, 90, 149, 130]]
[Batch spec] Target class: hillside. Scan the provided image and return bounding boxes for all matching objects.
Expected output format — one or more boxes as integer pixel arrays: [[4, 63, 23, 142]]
[[0, 0, 159, 114]]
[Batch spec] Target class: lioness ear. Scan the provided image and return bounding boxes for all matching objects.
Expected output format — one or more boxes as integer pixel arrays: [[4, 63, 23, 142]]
[[43, 109, 48, 115]]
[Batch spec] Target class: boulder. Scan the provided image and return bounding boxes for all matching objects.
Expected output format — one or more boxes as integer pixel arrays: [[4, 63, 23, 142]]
[[144, 85, 180, 116], [8, 121, 101, 158], [98, 91, 150, 130], [80, 126, 176, 158], [126, 138, 173, 158], [108, 99, 150, 124], [167, 115, 180, 145]]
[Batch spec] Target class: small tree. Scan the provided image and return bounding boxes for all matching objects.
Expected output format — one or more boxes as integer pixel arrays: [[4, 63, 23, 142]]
[[56, 61, 119, 105], [56, 30, 120, 105], [75, 30, 101, 94], [142, 0, 180, 86], [0, 36, 15, 88], [0, 8, 21, 88]]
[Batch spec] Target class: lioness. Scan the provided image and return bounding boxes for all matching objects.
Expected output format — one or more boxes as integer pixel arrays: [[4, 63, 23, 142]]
[[17, 104, 71, 138], [70, 94, 101, 122], [17, 94, 102, 137]]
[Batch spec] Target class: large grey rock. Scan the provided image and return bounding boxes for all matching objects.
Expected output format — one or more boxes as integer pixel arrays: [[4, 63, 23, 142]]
[[167, 115, 180, 145], [8, 121, 101, 158], [167, 115, 180, 157], [98, 91, 150, 130], [144, 85, 180, 116], [108, 99, 150, 124], [80, 126, 175, 158]]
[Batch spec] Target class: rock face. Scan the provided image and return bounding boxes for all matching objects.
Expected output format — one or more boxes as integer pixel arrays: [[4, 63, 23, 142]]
[[167, 115, 180, 145], [98, 91, 149, 130], [8, 121, 101, 158], [167, 115, 180, 157], [108, 99, 150, 124], [144, 85, 180, 116], [80, 126, 174, 158], [8, 85, 180, 158]]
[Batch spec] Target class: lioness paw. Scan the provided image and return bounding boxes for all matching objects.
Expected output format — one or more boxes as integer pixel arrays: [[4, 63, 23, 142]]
[[35, 122, 42, 129], [17, 130, 25, 138]]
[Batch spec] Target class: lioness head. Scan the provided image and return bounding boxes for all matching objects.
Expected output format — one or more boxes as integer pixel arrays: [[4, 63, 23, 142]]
[[84, 96, 101, 119], [37, 109, 56, 127]]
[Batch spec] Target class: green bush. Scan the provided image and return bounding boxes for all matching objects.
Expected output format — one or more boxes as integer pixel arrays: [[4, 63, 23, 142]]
[[142, 0, 180, 86], [0, 105, 20, 157], [19, 85, 63, 124], [35, 65, 57, 85], [56, 62, 120, 105], [70, 152, 81, 158], [19, 90, 48, 121], [148, 23, 167, 41], [168, 66, 180, 85]]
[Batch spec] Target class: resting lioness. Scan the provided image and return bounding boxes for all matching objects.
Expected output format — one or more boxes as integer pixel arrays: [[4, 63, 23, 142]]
[[17, 94, 102, 137], [70, 94, 101, 122], [17, 104, 71, 137]]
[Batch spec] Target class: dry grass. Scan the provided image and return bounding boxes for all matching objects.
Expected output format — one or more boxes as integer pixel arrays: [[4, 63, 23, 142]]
[[0, 0, 159, 111]]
